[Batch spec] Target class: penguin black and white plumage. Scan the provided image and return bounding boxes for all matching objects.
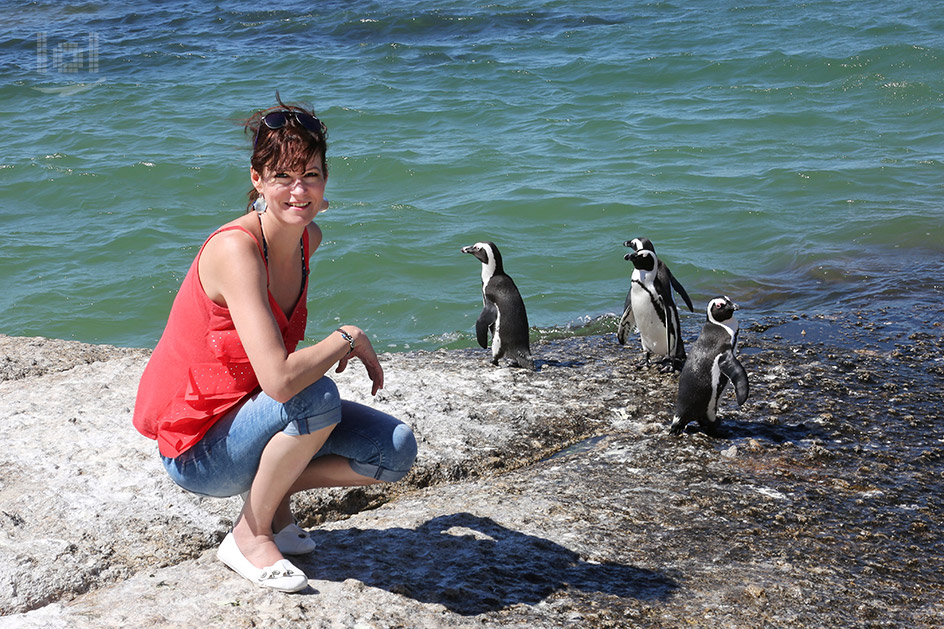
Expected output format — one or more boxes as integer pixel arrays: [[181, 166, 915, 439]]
[[670, 296, 749, 436], [622, 238, 695, 314], [617, 248, 687, 372], [461, 241, 534, 370]]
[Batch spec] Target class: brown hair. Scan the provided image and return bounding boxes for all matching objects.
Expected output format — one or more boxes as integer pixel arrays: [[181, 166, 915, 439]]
[[244, 94, 328, 212]]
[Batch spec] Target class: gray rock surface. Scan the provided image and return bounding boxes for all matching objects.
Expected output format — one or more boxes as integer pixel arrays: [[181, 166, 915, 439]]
[[0, 309, 941, 627]]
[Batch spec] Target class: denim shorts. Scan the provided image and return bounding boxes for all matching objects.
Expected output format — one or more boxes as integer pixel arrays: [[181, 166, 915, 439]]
[[161, 376, 418, 498]]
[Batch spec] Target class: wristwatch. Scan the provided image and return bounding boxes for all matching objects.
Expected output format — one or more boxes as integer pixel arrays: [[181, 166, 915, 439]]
[[336, 328, 355, 355]]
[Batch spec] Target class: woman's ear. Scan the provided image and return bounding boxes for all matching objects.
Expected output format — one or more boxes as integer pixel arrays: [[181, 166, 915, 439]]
[[250, 167, 264, 193]]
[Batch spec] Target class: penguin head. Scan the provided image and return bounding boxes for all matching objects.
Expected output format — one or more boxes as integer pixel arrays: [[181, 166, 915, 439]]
[[623, 237, 655, 253], [626, 249, 657, 271], [462, 241, 504, 273], [707, 296, 739, 325]]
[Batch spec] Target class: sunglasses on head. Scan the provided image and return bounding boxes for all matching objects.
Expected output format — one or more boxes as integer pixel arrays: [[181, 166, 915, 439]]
[[262, 110, 326, 135], [254, 110, 327, 146]]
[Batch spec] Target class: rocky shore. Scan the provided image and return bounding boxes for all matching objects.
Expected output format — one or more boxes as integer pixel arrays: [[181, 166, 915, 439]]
[[1, 306, 941, 628]]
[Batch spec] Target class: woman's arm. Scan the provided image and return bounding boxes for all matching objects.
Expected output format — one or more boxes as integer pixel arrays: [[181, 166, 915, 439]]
[[199, 228, 383, 402]]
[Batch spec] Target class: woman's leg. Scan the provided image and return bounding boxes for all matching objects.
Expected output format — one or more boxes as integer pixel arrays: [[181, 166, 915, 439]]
[[162, 383, 415, 569], [162, 377, 343, 498], [281, 400, 418, 509], [233, 426, 334, 569], [163, 378, 344, 569], [261, 455, 380, 533], [236, 401, 416, 567]]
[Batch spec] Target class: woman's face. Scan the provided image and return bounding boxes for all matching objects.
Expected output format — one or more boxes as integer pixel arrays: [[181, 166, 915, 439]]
[[252, 156, 328, 224]]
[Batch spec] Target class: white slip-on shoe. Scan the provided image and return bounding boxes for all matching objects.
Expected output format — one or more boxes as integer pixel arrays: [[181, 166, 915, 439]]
[[239, 492, 314, 556], [217, 532, 308, 593], [274, 522, 317, 555]]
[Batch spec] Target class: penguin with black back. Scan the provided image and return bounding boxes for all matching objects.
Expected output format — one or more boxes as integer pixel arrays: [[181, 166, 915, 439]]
[[461, 241, 535, 370], [617, 246, 687, 372], [670, 296, 749, 435], [622, 237, 694, 313]]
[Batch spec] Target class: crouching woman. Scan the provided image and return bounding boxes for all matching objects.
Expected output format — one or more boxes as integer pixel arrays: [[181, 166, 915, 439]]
[[133, 100, 417, 592]]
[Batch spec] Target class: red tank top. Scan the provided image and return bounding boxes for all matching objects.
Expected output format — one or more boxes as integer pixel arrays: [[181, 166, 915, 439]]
[[133, 225, 309, 457]]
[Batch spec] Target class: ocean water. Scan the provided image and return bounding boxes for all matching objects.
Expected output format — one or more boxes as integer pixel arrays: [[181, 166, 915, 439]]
[[2, 0, 942, 352]]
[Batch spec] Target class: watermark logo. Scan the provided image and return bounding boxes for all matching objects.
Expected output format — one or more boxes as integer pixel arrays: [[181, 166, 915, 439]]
[[34, 32, 105, 95]]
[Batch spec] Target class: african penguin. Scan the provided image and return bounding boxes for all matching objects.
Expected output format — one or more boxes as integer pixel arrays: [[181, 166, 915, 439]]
[[461, 241, 534, 370], [670, 296, 749, 436], [622, 237, 695, 313], [617, 248, 687, 372]]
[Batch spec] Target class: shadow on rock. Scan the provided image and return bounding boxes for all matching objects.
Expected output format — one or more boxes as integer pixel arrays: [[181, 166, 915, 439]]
[[299, 512, 677, 616], [710, 418, 825, 445], [534, 358, 587, 369]]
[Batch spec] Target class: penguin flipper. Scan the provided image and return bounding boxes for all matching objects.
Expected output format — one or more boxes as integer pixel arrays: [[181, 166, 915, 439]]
[[475, 303, 497, 349], [670, 273, 695, 312], [719, 352, 750, 406], [616, 305, 636, 345]]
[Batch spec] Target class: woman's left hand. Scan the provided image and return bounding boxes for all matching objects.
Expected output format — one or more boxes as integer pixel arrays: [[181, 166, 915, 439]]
[[335, 327, 384, 396]]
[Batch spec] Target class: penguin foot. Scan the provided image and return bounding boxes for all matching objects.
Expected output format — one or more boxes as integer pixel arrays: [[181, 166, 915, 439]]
[[512, 351, 535, 370], [654, 356, 681, 374], [668, 415, 690, 435]]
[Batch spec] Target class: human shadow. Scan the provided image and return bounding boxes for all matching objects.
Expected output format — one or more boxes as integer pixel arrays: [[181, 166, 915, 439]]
[[297, 512, 677, 616]]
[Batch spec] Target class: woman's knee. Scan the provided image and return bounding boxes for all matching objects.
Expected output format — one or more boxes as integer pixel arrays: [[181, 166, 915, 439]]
[[385, 422, 418, 479], [283, 377, 342, 436], [331, 403, 418, 482], [346, 421, 417, 483]]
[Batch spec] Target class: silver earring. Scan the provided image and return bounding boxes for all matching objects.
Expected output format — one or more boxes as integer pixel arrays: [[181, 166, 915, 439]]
[[252, 196, 267, 214]]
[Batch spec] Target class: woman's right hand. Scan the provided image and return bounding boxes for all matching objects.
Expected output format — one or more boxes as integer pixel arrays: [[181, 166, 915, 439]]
[[334, 326, 384, 396]]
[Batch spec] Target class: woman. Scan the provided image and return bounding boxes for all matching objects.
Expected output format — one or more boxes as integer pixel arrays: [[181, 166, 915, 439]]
[[133, 99, 417, 592]]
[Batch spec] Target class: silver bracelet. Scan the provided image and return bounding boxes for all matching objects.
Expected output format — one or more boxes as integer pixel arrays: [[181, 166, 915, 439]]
[[336, 328, 355, 355]]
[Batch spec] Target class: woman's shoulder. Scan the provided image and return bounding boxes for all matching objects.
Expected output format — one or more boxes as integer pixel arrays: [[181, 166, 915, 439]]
[[203, 215, 263, 259], [217, 212, 258, 234], [198, 215, 266, 305]]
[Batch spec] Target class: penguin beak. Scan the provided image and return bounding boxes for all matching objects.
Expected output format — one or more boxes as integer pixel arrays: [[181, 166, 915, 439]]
[[623, 253, 633, 261], [461, 246, 474, 254]]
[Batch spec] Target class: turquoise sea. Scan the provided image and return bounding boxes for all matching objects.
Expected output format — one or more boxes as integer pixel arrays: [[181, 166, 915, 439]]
[[2, 1, 942, 352]]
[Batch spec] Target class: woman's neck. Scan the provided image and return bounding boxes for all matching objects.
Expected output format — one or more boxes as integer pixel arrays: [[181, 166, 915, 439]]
[[257, 211, 305, 260]]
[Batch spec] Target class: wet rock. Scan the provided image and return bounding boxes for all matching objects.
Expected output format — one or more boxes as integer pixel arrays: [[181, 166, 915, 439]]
[[1, 306, 942, 627]]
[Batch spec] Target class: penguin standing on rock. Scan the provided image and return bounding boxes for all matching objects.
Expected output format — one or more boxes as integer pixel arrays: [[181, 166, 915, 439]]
[[617, 247, 687, 372], [670, 296, 749, 436], [461, 241, 534, 370]]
